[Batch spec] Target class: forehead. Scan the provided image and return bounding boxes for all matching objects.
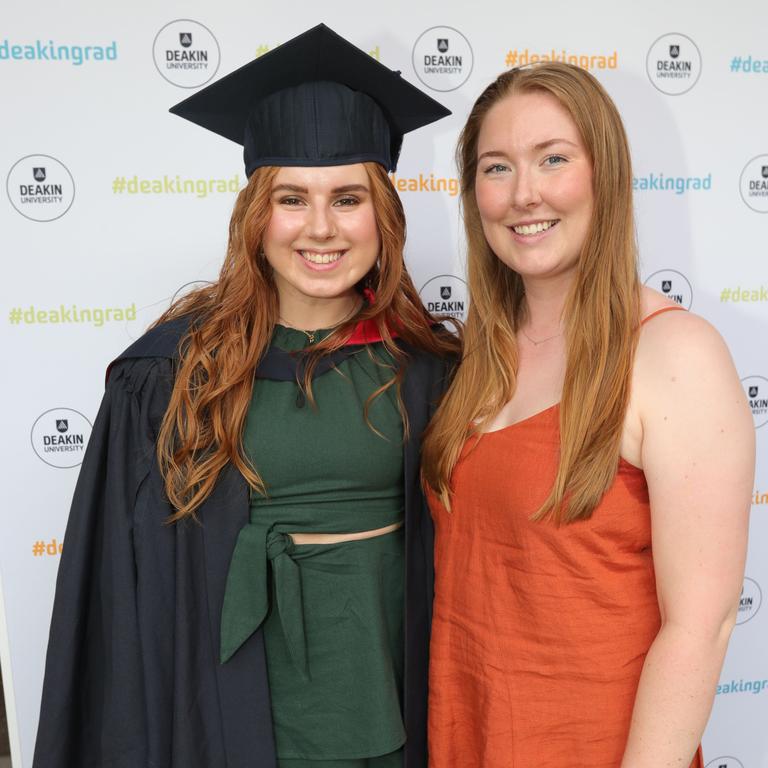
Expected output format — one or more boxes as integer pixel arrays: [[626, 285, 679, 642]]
[[477, 91, 583, 153], [272, 163, 369, 188]]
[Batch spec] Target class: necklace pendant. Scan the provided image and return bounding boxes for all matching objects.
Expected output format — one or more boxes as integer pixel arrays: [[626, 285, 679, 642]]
[[306, 331, 315, 344]]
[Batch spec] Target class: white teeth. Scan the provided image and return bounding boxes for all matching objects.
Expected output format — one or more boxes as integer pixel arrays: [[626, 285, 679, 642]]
[[299, 250, 343, 264], [512, 220, 557, 235]]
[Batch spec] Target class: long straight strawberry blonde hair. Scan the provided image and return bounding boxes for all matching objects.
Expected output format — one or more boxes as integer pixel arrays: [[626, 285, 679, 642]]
[[422, 63, 641, 524], [154, 162, 459, 521]]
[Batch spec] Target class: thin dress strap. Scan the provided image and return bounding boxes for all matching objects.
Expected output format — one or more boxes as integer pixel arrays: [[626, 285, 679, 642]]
[[640, 305, 686, 326]]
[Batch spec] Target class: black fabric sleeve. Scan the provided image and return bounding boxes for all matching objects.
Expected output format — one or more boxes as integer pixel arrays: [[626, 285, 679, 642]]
[[33, 357, 173, 768]]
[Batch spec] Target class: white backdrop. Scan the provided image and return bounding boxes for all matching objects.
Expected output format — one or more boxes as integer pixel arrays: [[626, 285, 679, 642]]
[[1, 1, 766, 766]]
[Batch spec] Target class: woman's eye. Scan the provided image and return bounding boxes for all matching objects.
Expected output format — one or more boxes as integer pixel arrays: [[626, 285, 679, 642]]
[[280, 196, 304, 206], [483, 163, 509, 175], [543, 155, 567, 167], [334, 196, 360, 207]]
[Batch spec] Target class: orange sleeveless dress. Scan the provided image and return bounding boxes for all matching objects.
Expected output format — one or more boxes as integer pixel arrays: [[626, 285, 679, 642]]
[[427, 310, 703, 768]]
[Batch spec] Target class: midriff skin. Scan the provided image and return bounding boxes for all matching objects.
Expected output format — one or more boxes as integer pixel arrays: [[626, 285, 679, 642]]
[[289, 521, 403, 545]]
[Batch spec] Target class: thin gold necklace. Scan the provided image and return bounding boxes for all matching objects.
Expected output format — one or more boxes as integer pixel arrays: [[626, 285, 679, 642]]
[[278, 301, 362, 345], [520, 327, 563, 346]]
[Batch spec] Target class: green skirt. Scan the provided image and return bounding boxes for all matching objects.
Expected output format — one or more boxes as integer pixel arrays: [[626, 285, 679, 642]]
[[264, 528, 406, 760]]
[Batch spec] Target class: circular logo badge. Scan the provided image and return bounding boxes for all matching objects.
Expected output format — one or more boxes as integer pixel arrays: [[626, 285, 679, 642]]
[[739, 154, 768, 213], [646, 33, 702, 95], [412, 26, 473, 92], [742, 375, 768, 429], [31, 408, 92, 469], [705, 757, 745, 768], [736, 577, 762, 625], [6, 154, 75, 222], [419, 274, 468, 322], [643, 269, 693, 309], [152, 19, 220, 88]]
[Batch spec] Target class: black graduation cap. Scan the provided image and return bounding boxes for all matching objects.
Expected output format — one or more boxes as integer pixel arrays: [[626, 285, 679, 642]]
[[169, 23, 450, 175]]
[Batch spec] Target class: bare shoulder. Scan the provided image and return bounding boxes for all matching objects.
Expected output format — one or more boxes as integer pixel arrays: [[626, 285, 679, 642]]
[[639, 284, 680, 317], [636, 304, 731, 377], [633, 288, 747, 429]]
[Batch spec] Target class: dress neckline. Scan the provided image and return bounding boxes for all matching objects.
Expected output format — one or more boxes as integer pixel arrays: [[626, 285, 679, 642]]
[[480, 402, 559, 435], [478, 403, 642, 472], [475, 313, 686, 456]]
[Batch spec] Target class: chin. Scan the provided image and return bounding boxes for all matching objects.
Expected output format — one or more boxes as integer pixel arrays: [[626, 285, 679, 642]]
[[297, 281, 359, 301]]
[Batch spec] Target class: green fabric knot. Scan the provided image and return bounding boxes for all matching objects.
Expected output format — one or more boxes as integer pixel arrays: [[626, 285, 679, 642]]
[[220, 524, 309, 680], [266, 529, 295, 559]]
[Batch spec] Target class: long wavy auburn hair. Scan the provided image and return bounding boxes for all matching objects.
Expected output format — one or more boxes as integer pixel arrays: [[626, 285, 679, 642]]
[[422, 63, 641, 524], [154, 161, 460, 522]]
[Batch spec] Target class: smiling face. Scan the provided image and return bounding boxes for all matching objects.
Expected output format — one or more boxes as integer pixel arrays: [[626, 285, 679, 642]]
[[262, 163, 380, 319], [474, 90, 594, 284]]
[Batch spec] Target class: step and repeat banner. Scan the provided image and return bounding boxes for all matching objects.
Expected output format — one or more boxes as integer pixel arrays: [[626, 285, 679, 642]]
[[1, 0, 766, 765]]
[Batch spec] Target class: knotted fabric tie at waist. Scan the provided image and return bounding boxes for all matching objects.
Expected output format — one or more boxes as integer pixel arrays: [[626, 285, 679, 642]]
[[220, 525, 308, 678]]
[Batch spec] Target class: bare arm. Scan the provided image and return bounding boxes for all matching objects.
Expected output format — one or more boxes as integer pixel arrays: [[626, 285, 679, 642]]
[[620, 313, 754, 767]]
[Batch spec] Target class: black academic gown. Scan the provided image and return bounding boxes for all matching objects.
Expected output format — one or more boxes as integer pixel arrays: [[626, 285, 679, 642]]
[[33, 317, 452, 768]]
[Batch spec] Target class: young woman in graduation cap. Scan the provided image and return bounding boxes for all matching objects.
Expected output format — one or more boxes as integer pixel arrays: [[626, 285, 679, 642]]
[[34, 24, 458, 768]]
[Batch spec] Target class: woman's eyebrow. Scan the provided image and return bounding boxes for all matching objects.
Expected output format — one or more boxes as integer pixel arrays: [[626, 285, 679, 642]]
[[331, 184, 369, 193], [533, 138, 578, 150], [477, 150, 509, 162], [272, 183, 308, 193]]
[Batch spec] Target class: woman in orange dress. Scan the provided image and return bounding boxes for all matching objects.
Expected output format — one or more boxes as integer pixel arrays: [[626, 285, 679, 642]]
[[422, 63, 754, 768]]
